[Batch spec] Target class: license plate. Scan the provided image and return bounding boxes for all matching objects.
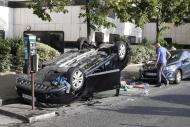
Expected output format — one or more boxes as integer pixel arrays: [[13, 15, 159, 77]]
[[145, 72, 157, 76], [22, 94, 36, 101]]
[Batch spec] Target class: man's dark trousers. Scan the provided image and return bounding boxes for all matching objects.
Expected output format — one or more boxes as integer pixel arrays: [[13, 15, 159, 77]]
[[157, 63, 168, 85]]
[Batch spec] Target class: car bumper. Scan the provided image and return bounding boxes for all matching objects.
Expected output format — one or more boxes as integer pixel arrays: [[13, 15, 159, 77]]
[[164, 70, 176, 82], [141, 70, 176, 83], [16, 78, 74, 104], [16, 86, 74, 104]]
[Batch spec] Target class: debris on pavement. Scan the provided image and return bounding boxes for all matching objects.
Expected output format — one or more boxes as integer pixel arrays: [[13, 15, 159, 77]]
[[120, 80, 150, 95], [84, 101, 102, 106]]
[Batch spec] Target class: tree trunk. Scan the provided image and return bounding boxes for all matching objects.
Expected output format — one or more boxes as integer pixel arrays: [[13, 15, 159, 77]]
[[86, 0, 90, 40], [156, 17, 159, 43]]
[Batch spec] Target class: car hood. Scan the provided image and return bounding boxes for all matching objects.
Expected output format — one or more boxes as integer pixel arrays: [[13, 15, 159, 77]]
[[143, 60, 179, 70], [167, 61, 179, 66]]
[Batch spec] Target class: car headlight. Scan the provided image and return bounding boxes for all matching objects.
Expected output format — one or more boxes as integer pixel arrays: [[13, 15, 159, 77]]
[[164, 65, 176, 71]]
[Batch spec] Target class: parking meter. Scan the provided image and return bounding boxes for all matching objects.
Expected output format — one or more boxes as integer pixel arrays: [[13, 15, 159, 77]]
[[23, 34, 39, 110], [23, 34, 38, 74]]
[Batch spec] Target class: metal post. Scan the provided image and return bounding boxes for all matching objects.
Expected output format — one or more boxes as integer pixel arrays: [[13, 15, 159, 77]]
[[31, 71, 35, 110]]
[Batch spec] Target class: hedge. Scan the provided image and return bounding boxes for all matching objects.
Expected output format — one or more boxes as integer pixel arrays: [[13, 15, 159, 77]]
[[129, 44, 155, 64], [36, 42, 60, 63], [0, 37, 60, 72]]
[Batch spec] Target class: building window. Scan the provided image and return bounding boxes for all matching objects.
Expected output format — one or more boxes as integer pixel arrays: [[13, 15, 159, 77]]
[[0, 30, 5, 39], [23, 31, 65, 52]]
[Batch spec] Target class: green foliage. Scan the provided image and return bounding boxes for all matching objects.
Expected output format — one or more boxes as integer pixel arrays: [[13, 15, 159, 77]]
[[29, 0, 190, 30], [29, 0, 157, 29], [120, 36, 129, 43], [0, 39, 11, 72], [0, 39, 11, 54], [8, 37, 24, 71], [159, 39, 168, 47], [0, 54, 12, 72], [158, 24, 170, 39], [0, 37, 60, 72], [31, 0, 70, 21], [0, 37, 24, 72], [80, 0, 156, 28], [129, 45, 155, 64], [153, 0, 190, 42], [144, 41, 155, 50], [36, 42, 60, 63]]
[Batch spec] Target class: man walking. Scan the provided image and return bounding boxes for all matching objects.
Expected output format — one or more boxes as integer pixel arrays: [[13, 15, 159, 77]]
[[155, 42, 171, 87]]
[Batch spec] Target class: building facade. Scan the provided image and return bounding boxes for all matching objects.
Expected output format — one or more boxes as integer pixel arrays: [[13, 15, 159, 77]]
[[0, 0, 142, 44], [143, 23, 190, 45]]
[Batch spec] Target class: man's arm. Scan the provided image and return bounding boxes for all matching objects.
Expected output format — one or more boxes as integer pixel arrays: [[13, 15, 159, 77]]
[[155, 52, 160, 67]]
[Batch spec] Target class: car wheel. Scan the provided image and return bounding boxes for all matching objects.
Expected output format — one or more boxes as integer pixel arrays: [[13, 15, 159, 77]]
[[77, 37, 88, 50], [114, 41, 130, 70], [115, 41, 127, 61], [67, 67, 85, 91], [175, 70, 182, 84]]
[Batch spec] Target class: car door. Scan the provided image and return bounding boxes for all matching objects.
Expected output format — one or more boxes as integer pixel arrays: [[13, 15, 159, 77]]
[[180, 51, 190, 78], [85, 69, 120, 93]]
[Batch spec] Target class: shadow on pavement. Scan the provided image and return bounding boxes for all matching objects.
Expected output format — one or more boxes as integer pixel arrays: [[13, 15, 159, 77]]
[[151, 94, 190, 106], [183, 78, 190, 81], [92, 106, 190, 117], [119, 123, 159, 127]]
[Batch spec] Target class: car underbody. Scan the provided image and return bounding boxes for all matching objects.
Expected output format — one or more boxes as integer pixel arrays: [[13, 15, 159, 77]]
[[16, 41, 130, 104]]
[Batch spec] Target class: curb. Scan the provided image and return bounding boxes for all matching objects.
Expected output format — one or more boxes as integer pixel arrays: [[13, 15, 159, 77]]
[[0, 108, 28, 121], [127, 63, 144, 67], [27, 111, 57, 123], [0, 97, 19, 106], [0, 97, 58, 123], [0, 106, 57, 123]]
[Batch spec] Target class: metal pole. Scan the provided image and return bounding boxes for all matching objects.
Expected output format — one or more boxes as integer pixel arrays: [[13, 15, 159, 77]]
[[31, 71, 35, 110]]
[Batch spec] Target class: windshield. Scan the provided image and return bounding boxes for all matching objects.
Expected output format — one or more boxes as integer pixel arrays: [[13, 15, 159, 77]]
[[147, 50, 182, 64], [168, 51, 182, 62]]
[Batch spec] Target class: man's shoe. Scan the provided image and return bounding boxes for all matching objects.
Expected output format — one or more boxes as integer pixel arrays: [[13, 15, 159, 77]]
[[165, 80, 169, 86], [159, 85, 164, 88]]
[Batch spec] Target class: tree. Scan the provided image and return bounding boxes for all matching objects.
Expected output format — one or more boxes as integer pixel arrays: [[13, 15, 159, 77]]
[[30, 0, 190, 43], [31, 0, 70, 21], [30, 0, 155, 37], [151, 0, 190, 43]]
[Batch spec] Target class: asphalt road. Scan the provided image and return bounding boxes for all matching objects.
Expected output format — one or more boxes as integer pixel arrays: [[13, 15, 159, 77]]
[[17, 80, 190, 127]]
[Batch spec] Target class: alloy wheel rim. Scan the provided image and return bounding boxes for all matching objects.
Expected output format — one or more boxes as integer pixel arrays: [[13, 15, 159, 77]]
[[118, 44, 126, 60], [176, 71, 181, 82], [72, 70, 84, 90]]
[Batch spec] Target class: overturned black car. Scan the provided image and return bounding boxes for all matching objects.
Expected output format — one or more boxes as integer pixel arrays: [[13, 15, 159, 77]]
[[16, 39, 130, 104]]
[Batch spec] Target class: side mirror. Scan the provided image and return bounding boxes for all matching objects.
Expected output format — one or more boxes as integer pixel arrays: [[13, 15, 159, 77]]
[[182, 58, 189, 64]]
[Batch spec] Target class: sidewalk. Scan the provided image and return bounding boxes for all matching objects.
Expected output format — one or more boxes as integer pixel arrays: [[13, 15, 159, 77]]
[[122, 63, 143, 80], [0, 72, 57, 123], [0, 72, 18, 105]]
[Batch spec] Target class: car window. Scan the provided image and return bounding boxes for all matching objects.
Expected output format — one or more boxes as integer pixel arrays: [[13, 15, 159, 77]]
[[181, 51, 189, 60], [168, 51, 182, 62], [188, 52, 190, 58]]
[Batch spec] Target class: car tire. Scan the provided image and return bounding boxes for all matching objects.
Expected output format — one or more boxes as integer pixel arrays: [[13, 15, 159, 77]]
[[67, 67, 85, 91], [174, 70, 182, 84], [114, 41, 128, 61], [114, 41, 130, 70], [77, 37, 88, 50]]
